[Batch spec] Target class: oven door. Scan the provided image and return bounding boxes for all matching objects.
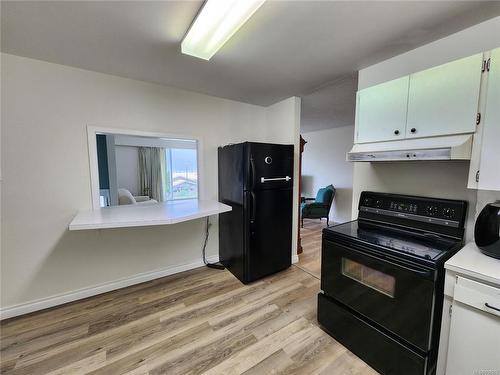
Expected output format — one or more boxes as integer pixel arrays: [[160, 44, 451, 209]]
[[321, 238, 436, 352]]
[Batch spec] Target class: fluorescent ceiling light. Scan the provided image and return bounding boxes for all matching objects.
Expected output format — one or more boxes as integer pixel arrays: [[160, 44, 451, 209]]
[[181, 0, 266, 60]]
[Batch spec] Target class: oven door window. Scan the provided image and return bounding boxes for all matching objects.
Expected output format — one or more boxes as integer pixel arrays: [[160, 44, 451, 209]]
[[342, 258, 395, 298]]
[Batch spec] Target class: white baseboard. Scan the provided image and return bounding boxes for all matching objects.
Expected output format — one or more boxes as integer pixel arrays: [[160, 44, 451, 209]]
[[292, 254, 299, 264], [0, 255, 219, 320]]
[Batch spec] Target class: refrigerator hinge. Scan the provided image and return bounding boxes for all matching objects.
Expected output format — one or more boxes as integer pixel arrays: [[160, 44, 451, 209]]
[[482, 59, 487, 73]]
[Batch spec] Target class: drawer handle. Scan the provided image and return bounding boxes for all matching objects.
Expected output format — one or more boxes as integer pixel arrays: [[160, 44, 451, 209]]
[[485, 303, 500, 313]]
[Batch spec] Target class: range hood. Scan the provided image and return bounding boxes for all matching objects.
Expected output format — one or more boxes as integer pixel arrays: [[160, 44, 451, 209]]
[[347, 134, 473, 162]]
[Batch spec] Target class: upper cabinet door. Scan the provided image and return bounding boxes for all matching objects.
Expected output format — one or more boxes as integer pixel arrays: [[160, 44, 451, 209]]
[[406, 53, 483, 138], [478, 48, 500, 191], [356, 76, 409, 143]]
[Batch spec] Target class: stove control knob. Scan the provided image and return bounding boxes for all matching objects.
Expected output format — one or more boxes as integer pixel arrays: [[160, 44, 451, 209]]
[[426, 206, 438, 216], [442, 208, 455, 219], [375, 200, 383, 208]]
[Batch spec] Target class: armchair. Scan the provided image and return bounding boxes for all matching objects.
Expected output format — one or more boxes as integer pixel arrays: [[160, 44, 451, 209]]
[[118, 188, 158, 206], [301, 185, 336, 227]]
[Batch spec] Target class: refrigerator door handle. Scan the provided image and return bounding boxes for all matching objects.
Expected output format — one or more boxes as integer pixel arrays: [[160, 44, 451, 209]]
[[261, 176, 291, 183], [250, 158, 256, 189], [250, 191, 256, 223]]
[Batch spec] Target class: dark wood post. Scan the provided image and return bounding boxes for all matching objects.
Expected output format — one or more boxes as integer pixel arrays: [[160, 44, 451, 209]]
[[297, 135, 307, 254]]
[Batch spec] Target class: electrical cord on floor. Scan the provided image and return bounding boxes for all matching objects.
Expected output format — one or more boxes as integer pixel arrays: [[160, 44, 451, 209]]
[[202, 217, 225, 270]]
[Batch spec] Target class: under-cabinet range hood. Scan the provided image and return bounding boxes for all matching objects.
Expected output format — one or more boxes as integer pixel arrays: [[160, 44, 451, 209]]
[[347, 134, 473, 162]]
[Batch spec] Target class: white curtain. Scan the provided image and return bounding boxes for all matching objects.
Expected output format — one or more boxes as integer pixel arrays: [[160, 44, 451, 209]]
[[138, 147, 165, 202]]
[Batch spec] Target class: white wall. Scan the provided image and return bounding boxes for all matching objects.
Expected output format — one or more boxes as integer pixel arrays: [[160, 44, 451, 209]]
[[265, 96, 302, 253], [302, 125, 354, 224], [115, 146, 139, 196], [0, 53, 300, 317], [354, 17, 500, 241]]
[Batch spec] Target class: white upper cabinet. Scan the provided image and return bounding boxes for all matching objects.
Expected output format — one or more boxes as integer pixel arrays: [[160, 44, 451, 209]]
[[468, 48, 500, 191], [355, 76, 409, 143], [406, 53, 483, 138]]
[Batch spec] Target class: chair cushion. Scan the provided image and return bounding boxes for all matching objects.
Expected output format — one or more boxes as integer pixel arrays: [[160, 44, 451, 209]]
[[301, 202, 329, 218], [316, 185, 334, 204], [118, 188, 137, 205]]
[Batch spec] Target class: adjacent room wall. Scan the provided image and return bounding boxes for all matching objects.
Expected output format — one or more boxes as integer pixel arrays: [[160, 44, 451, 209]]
[[302, 125, 354, 224], [115, 145, 139, 196], [0, 53, 300, 317], [354, 17, 500, 241], [265, 96, 302, 254]]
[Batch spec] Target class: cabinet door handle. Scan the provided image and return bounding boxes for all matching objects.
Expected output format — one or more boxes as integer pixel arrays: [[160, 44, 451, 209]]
[[394, 130, 400, 135], [410, 128, 417, 134], [485, 303, 500, 313]]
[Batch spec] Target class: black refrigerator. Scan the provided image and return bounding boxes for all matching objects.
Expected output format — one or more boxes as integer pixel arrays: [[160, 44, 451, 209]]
[[218, 142, 294, 284]]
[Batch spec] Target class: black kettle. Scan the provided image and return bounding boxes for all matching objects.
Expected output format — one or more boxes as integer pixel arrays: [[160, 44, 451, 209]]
[[475, 201, 500, 259]]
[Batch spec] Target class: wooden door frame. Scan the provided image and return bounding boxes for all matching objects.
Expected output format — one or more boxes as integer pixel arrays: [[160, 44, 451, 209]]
[[297, 135, 307, 254]]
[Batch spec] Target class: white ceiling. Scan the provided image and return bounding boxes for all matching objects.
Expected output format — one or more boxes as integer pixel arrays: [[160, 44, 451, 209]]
[[301, 73, 359, 132], [2, 1, 499, 132]]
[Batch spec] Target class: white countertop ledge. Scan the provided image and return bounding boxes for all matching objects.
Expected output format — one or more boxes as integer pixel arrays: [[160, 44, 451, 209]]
[[69, 199, 232, 230], [445, 242, 500, 286]]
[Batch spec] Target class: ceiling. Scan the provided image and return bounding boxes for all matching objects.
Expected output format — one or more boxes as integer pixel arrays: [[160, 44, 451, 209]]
[[301, 73, 359, 132], [2, 1, 500, 132]]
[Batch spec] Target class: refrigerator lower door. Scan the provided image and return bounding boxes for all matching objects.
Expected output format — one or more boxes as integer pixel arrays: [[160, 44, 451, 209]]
[[246, 188, 293, 282], [219, 202, 246, 282]]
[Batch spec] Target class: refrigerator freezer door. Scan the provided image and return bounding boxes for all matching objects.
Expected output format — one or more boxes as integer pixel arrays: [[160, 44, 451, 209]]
[[246, 188, 293, 281], [218, 143, 245, 205], [247, 143, 294, 191]]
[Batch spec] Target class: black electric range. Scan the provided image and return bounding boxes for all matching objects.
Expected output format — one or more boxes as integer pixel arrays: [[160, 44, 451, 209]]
[[318, 191, 467, 375]]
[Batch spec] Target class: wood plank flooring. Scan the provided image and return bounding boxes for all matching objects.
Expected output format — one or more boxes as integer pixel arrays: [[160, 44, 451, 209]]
[[0, 264, 378, 374], [296, 219, 328, 279]]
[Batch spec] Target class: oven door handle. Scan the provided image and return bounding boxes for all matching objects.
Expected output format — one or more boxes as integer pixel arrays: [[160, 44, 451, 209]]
[[395, 263, 434, 280], [343, 244, 435, 280]]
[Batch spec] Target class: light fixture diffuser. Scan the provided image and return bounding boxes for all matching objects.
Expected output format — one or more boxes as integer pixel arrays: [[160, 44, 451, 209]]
[[181, 0, 266, 60]]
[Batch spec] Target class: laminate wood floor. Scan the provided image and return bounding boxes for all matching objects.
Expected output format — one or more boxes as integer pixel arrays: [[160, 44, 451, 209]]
[[0, 264, 378, 375], [296, 219, 329, 279]]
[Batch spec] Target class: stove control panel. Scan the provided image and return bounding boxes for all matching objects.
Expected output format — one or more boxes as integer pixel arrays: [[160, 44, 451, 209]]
[[359, 191, 467, 231]]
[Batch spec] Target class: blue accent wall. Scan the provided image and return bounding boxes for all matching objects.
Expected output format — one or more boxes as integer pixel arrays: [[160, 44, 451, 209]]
[[96, 134, 110, 189]]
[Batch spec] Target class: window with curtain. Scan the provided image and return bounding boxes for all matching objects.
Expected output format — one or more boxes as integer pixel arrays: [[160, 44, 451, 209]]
[[163, 141, 198, 201], [96, 133, 199, 207]]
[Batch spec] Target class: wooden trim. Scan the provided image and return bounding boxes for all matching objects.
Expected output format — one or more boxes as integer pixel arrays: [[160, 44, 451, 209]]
[[297, 135, 307, 254]]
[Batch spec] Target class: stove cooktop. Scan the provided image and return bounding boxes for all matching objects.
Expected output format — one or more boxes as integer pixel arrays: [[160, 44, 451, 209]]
[[325, 220, 460, 262]]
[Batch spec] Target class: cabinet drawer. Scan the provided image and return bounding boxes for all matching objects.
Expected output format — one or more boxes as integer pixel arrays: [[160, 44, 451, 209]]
[[453, 276, 500, 317]]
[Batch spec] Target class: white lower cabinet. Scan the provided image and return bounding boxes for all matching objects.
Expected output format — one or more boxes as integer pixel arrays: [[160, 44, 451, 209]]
[[438, 270, 500, 375], [445, 277, 500, 375]]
